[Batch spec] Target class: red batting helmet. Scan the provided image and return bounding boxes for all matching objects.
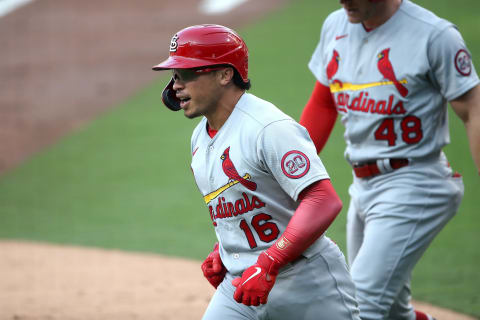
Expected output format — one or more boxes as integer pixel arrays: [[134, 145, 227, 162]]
[[152, 24, 249, 111]]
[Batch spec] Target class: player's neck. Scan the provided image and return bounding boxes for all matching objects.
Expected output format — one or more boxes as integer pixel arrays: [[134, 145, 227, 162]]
[[363, 0, 402, 30], [206, 88, 245, 131]]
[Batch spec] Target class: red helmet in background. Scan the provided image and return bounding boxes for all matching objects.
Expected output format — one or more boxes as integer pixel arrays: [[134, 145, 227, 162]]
[[152, 24, 249, 111]]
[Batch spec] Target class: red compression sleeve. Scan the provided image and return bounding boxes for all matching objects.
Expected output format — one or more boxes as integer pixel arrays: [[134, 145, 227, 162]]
[[299, 81, 338, 153], [265, 179, 343, 266]]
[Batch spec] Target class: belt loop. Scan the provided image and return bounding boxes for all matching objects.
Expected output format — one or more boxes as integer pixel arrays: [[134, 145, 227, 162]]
[[376, 159, 392, 174]]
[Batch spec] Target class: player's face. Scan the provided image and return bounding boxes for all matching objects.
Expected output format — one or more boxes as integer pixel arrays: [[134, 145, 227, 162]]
[[171, 67, 224, 119], [339, 0, 378, 24]]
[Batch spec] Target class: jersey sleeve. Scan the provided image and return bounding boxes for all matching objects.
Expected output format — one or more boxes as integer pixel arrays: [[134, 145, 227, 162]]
[[256, 120, 330, 201], [309, 42, 328, 85], [427, 25, 480, 101], [308, 18, 330, 86]]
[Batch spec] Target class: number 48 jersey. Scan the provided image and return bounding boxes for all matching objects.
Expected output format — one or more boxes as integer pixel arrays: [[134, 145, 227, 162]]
[[309, 0, 479, 163], [190, 93, 329, 275]]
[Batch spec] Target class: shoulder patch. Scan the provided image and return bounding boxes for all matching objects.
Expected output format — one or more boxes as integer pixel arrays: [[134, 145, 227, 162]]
[[281, 150, 310, 179], [454, 49, 472, 76]]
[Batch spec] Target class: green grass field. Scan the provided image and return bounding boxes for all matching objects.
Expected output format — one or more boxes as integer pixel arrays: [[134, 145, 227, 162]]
[[0, 0, 478, 317]]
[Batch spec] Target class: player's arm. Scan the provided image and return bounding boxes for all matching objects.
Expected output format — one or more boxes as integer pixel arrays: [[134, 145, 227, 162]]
[[450, 84, 480, 175], [232, 178, 342, 306], [299, 81, 338, 154], [263, 178, 342, 263]]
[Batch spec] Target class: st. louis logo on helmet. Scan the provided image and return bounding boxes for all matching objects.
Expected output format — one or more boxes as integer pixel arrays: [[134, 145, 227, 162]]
[[169, 34, 179, 52]]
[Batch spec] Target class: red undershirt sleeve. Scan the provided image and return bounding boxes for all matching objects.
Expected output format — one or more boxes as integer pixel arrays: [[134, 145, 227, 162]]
[[299, 81, 338, 154], [265, 179, 343, 266]]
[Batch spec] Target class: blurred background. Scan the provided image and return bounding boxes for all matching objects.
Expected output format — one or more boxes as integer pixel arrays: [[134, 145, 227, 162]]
[[0, 0, 478, 318]]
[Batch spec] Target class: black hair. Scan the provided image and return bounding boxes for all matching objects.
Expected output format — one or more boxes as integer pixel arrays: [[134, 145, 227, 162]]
[[232, 69, 251, 90], [203, 65, 251, 90]]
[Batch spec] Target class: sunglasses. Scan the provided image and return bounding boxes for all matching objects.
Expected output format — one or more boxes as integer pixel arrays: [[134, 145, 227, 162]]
[[172, 67, 225, 83]]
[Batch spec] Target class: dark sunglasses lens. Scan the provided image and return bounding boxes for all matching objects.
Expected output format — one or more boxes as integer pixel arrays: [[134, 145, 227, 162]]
[[173, 69, 199, 82]]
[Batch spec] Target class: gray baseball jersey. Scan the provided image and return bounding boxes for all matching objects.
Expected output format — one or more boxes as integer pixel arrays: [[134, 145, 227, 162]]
[[309, 0, 479, 164], [191, 92, 328, 275], [308, 1, 475, 319], [192, 93, 360, 319]]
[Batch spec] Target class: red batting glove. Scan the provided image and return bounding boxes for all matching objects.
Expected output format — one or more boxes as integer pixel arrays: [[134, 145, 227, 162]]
[[201, 243, 227, 289], [231, 251, 282, 306]]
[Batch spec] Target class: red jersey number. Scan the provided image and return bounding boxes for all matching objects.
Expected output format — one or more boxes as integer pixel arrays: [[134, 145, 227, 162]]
[[374, 116, 423, 146], [239, 213, 280, 249]]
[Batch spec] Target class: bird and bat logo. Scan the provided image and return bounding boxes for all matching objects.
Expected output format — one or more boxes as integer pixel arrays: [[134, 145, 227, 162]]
[[326, 47, 408, 97], [203, 147, 257, 204], [220, 147, 257, 191]]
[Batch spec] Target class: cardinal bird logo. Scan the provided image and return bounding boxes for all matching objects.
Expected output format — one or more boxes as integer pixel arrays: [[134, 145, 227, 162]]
[[377, 48, 408, 97], [327, 49, 340, 80], [220, 147, 257, 191]]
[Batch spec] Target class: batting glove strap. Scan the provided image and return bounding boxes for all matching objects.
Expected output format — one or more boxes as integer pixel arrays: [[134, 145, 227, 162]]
[[258, 250, 281, 277]]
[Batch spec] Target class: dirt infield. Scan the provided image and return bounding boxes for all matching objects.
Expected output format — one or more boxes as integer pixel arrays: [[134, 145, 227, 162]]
[[0, 241, 477, 320], [0, 241, 214, 320]]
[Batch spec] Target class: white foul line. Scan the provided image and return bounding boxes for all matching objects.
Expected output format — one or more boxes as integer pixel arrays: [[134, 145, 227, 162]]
[[0, 0, 35, 18], [199, 0, 249, 15]]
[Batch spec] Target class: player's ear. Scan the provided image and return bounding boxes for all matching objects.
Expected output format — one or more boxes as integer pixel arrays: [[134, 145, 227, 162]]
[[218, 67, 235, 85]]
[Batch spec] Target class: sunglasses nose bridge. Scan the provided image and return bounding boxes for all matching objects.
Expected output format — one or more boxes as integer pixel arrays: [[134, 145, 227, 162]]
[[172, 70, 180, 81]]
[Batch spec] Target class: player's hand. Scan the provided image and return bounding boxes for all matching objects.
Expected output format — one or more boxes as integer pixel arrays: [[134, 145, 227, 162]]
[[231, 251, 281, 306], [201, 242, 227, 289]]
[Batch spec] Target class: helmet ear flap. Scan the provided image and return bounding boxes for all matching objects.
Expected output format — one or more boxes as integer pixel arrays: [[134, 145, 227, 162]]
[[162, 78, 181, 111]]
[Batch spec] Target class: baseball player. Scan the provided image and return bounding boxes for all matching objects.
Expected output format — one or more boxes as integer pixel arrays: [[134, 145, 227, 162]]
[[301, 0, 480, 319], [152, 24, 361, 320]]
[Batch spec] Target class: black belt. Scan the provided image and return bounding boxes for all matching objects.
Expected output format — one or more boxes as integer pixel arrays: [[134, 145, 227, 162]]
[[353, 158, 409, 178]]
